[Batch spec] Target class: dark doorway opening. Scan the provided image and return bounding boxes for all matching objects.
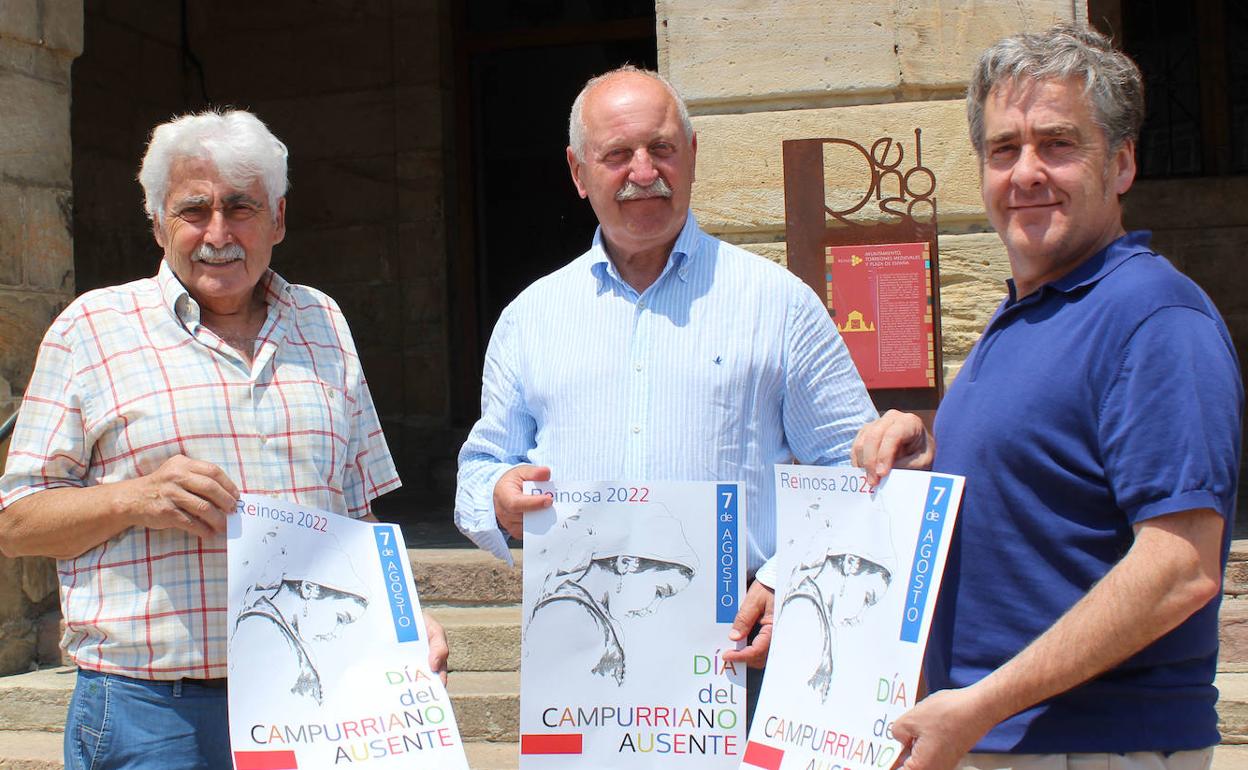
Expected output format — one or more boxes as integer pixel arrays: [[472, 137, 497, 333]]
[[447, 3, 658, 426]]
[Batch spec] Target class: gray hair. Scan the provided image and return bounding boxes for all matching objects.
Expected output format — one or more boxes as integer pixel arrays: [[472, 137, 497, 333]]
[[967, 23, 1144, 157], [139, 109, 289, 224], [568, 65, 694, 161]]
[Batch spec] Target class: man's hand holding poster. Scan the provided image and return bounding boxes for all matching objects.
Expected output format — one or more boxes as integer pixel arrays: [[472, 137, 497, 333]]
[[520, 481, 747, 769], [227, 494, 468, 770], [742, 467, 963, 770]]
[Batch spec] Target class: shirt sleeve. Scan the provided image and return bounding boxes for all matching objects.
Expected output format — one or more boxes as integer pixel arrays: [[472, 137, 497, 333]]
[[336, 304, 400, 517], [1099, 305, 1243, 525], [455, 306, 533, 564], [782, 280, 878, 465], [0, 319, 90, 508], [752, 279, 877, 583]]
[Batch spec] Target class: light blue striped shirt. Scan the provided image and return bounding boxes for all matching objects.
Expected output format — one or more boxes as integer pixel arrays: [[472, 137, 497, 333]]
[[455, 214, 876, 584]]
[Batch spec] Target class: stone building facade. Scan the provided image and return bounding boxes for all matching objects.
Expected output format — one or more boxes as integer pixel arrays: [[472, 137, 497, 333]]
[[0, 1, 1244, 674], [0, 0, 81, 674]]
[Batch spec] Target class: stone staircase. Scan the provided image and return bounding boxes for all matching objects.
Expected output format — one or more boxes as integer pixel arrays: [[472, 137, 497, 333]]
[[1, 543, 1247, 769]]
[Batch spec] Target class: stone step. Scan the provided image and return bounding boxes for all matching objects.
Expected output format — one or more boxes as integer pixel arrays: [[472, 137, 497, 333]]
[[1219, 671, 1248, 744], [436, 604, 521, 672], [410, 548, 522, 605], [449, 671, 520, 742], [1220, 596, 1248, 673], [0, 730, 61, 769], [0, 730, 519, 770], [0, 667, 73, 734]]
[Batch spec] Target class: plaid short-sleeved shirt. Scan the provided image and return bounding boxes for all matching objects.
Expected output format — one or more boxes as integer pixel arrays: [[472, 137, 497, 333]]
[[0, 261, 400, 679]]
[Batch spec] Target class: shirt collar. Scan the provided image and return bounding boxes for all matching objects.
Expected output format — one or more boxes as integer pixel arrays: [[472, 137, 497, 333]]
[[588, 210, 700, 290], [156, 259, 292, 332], [1005, 230, 1153, 304]]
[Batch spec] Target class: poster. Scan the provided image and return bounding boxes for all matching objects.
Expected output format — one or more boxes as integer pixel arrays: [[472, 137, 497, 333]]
[[742, 466, 963, 770], [520, 481, 747, 769], [825, 242, 936, 389], [227, 494, 469, 770]]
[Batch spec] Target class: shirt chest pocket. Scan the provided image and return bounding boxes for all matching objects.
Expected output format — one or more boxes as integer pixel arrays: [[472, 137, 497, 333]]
[[254, 377, 354, 481]]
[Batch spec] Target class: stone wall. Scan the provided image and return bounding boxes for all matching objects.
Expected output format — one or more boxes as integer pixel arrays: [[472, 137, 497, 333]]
[[0, 0, 82, 674], [658, 0, 1084, 379]]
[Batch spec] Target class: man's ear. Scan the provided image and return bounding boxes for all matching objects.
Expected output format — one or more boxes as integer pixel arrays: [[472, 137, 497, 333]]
[[690, 132, 698, 185], [1113, 138, 1137, 197], [567, 146, 588, 199], [272, 197, 287, 245], [152, 218, 166, 250], [614, 555, 640, 575]]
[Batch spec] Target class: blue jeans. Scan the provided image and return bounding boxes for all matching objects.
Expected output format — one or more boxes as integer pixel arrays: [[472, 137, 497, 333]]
[[65, 669, 230, 770]]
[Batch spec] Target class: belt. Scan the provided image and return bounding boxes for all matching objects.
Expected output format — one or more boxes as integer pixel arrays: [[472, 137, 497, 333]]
[[179, 677, 228, 689]]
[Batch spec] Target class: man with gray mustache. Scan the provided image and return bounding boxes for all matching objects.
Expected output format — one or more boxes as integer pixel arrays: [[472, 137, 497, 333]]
[[0, 110, 447, 770], [456, 66, 877, 709]]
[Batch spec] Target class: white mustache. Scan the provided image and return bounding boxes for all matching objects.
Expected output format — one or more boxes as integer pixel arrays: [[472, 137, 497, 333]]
[[616, 178, 673, 201], [193, 243, 246, 263]]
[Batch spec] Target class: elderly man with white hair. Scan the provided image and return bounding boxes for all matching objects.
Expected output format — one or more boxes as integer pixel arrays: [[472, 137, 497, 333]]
[[0, 110, 446, 769]]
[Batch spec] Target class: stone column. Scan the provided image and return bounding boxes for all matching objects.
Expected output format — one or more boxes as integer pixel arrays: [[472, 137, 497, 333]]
[[0, 0, 83, 674]]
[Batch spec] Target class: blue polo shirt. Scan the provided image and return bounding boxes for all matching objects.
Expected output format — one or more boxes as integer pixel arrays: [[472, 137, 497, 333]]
[[928, 231, 1243, 753]]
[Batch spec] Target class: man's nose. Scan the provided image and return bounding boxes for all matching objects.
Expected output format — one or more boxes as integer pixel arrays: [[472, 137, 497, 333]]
[[202, 209, 233, 247], [628, 149, 659, 186], [1011, 145, 1047, 188]]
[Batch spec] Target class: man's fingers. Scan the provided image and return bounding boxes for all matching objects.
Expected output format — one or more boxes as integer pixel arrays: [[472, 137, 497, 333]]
[[168, 506, 218, 540], [424, 612, 450, 685], [181, 457, 241, 500]]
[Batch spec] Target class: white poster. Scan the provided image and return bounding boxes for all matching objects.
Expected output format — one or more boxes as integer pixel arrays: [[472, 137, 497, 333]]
[[742, 467, 964, 770], [520, 481, 747, 769], [227, 494, 469, 770]]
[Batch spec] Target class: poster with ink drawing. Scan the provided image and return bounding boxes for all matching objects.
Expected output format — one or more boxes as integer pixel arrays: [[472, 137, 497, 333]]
[[226, 494, 468, 770], [741, 467, 963, 770], [520, 481, 747, 769]]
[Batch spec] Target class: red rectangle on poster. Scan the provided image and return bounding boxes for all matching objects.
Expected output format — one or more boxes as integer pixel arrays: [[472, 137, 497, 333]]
[[233, 751, 299, 770], [742, 740, 785, 770], [826, 242, 936, 389], [521, 733, 584, 754]]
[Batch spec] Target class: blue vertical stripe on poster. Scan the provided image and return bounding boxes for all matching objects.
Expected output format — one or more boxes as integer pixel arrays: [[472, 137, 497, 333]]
[[900, 476, 952, 643], [374, 525, 420, 643], [716, 484, 740, 623]]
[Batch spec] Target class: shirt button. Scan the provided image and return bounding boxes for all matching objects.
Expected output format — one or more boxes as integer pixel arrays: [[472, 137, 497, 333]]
[[632, 425, 641, 434], [634, 362, 642, 372], [637, 299, 647, 309]]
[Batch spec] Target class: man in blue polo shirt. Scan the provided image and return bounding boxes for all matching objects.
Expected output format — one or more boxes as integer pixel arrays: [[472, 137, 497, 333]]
[[854, 24, 1242, 770]]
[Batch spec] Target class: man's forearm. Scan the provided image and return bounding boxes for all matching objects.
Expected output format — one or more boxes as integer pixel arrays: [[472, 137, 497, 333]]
[[0, 484, 137, 560], [961, 507, 1223, 727]]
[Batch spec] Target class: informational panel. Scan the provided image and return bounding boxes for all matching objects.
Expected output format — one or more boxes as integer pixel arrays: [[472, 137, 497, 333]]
[[227, 495, 468, 770], [826, 242, 936, 389], [742, 467, 963, 770], [783, 131, 944, 416], [520, 481, 747, 770]]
